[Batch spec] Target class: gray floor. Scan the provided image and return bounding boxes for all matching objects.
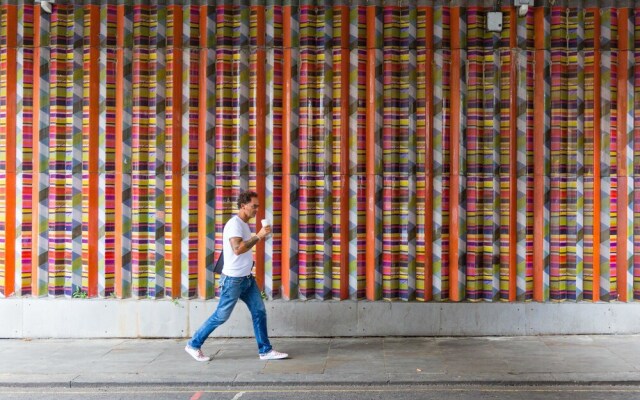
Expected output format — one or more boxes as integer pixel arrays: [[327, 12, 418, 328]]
[[2, 385, 640, 400], [0, 336, 640, 386]]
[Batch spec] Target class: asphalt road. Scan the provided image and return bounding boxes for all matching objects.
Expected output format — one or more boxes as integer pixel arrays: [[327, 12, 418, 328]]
[[1, 385, 639, 400]]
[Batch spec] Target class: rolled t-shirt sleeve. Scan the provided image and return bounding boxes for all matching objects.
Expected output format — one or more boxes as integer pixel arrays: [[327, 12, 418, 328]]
[[226, 219, 245, 241]]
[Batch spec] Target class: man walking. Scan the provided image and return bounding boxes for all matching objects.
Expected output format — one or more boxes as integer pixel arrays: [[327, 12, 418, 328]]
[[185, 191, 288, 362]]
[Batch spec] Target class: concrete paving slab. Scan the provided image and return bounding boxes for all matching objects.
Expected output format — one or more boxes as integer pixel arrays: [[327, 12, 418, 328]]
[[146, 356, 214, 371], [100, 351, 161, 364], [549, 371, 640, 383], [384, 358, 444, 373], [2, 336, 640, 387], [0, 355, 86, 374], [442, 360, 510, 375], [502, 358, 570, 374], [553, 357, 635, 373], [75, 364, 146, 375], [324, 359, 387, 374], [262, 360, 325, 374], [207, 361, 266, 374], [213, 348, 262, 360], [483, 346, 555, 359], [327, 339, 385, 361], [271, 338, 331, 354], [233, 372, 392, 385], [331, 337, 384, 345], [599, 352, 640, 369], [0, 373, 79, 387], [326, 352, 383, 362]]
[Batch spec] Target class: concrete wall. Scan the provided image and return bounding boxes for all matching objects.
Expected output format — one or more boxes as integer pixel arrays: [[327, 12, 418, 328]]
[[2, 299, 639, 338]]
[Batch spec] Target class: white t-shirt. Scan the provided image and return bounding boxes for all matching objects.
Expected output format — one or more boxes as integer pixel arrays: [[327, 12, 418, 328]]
[[222, 215, 254, 277]]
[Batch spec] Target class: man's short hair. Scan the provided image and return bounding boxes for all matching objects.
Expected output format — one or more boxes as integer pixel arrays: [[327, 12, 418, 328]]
[[237, 190, 258, 209]]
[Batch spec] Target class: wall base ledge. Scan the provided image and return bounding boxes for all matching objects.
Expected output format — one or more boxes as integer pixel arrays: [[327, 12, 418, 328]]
[[1, 298, 639, 338]]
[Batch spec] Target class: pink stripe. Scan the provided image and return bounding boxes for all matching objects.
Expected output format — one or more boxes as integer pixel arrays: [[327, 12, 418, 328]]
[[190, 391, 203, 400]]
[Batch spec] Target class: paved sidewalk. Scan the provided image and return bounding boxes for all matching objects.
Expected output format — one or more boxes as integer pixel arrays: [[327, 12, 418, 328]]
[[0, 336, 639, 387]]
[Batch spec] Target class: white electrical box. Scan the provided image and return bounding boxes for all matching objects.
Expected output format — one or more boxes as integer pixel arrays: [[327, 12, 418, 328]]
[[486, 12, 503, 32]]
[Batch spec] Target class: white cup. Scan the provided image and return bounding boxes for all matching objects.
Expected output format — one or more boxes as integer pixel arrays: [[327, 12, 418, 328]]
[[261, 218, 272, 239]]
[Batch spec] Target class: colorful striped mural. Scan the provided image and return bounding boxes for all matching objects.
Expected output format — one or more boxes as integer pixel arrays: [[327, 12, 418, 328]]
[[0, 2, 638, 303]]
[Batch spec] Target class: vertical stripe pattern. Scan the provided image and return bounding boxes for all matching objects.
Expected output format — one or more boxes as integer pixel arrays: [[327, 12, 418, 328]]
[[0, 3, 638, 304]]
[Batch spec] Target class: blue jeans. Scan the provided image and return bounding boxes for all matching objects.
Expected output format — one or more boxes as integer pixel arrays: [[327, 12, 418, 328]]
[[188, 275, 272, 355]]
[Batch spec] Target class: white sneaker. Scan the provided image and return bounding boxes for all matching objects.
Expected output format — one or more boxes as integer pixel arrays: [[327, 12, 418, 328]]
[[259, 350, 288, 360], [185, 345, 211, 362]]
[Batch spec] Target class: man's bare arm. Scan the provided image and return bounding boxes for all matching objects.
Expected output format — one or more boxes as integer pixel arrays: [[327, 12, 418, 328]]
[[230, 236, 261, 255]]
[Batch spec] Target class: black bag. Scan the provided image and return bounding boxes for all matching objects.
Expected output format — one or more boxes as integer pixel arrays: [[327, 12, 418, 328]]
[[213, 250, 224, 274]]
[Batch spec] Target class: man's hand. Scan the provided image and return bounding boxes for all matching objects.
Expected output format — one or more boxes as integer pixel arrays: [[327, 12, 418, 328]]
[[257, 225, 272, 240]]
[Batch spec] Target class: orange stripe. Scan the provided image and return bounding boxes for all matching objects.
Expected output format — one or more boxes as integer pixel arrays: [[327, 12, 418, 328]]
[[114, 5, 124, 298], [423, 7, 434, 301], [617, 8, 629, 302], [533, 7, 545, 302], [449, 7, 461, 302], [198, 6, 208, 298], [281, 7, 292, 299], [171, 5, 183, 298], [88, 6, 100, 297], [254, 7, 266, 291], [508, 10, 517, 301], [32, 5, 41, 296], [4, 5, 17, 296], [365, 6, 377, 300], [339, 5, 349, 300], [592, 9, 601, 302]]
